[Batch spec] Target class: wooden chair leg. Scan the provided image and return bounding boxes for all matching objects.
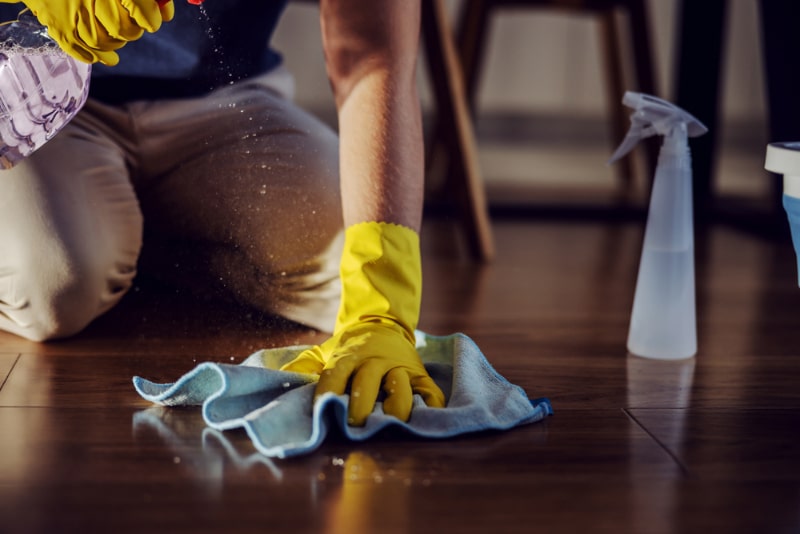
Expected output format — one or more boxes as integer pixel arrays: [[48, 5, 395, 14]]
[[599, 1, 660, 196], [425, 0, 491, 205], [425, 0, 660, 229], [457, 0, 493, 109], [626, 0, 659, 178], [597, 8, 635, 192], [422, 0, 495, 262]]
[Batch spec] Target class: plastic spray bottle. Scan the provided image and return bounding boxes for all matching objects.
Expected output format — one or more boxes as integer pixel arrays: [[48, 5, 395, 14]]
[[609, 92, 708, 360], [0, 10, 91, 169], [765, 142, 800, 285]]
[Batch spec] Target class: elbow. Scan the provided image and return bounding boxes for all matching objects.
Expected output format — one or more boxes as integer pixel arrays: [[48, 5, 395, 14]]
[[324, 47, 390, 107], [320, 3, 420, 107]]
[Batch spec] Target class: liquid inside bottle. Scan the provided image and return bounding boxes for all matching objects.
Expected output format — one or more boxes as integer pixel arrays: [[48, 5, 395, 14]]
[[0, 11, 91, 169]]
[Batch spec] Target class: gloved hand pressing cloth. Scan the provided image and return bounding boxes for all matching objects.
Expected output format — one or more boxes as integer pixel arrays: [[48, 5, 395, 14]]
[[281, 222, 446, 426]]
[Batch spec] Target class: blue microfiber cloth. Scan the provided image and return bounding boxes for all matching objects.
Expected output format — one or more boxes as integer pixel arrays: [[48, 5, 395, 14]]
[[133, 331, 552, 459]]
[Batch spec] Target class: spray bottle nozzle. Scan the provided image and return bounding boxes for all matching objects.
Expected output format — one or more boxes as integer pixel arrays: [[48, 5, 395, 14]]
[[608, 91, 708, 164]]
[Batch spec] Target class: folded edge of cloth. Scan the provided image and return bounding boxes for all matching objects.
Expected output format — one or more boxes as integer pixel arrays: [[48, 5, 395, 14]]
[[133, 332, 553, 459]]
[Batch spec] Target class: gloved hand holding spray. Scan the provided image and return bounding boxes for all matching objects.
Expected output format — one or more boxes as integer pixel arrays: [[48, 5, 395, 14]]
[[609, 92, 708, 360], [0, 0, 180, 169], [0, 9, 92, 168]]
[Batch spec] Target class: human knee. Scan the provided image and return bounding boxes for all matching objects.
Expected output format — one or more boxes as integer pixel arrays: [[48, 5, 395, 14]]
[[7, 249, 132, 341]]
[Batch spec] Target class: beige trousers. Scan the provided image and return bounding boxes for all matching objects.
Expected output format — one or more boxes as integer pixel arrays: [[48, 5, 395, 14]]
[[0, 67, 343, 341]]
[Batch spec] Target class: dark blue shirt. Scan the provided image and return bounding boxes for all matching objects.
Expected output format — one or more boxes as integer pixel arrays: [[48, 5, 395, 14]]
[[0, 1, 290, 104]]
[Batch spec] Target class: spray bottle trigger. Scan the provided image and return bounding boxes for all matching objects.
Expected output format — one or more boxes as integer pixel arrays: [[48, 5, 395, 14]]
[[608, 121, 658, 164], [608, 131, 642, 165]]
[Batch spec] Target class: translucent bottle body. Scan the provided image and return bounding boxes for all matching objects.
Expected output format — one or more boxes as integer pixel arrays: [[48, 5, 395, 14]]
[[626, 135, 697, 360], [0, 11, 91, 169]]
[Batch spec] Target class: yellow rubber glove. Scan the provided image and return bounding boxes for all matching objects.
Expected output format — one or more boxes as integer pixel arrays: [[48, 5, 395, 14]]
[[2, 0, 174, 65], [281, 222, 446, 426]]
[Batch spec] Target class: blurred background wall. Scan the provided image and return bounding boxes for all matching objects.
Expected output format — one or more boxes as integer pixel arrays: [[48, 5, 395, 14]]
[[271, 0, 769, 204], [273, 0, 765, 126]]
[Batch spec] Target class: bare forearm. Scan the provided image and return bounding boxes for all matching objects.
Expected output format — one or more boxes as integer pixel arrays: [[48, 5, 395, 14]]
[[320, 0, 424, 231], [337, 71, 423, 229]]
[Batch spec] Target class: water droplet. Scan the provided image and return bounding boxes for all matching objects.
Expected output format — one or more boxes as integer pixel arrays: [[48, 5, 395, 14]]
[[282, 382, 291, 388]]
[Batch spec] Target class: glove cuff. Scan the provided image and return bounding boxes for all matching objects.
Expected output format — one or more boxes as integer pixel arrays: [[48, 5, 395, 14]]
[[334, 222, 421, 339]]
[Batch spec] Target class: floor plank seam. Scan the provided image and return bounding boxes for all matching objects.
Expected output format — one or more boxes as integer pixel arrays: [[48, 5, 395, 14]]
[[0, 354, 20, 392], [622, 408, 691, 477]]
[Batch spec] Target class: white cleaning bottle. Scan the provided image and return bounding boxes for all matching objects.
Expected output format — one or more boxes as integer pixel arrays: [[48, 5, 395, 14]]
[[765, 142, 800, 285], [609, 92, 708, 360], [0, 10, 91, 169]]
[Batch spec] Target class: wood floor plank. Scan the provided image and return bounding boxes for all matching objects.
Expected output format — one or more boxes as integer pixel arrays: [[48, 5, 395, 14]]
[[0, 285, 326, 357], [0, 334, 42, 357], [625, 351, 800, 410], [422, 220, 800, 412], [0, 352, 253, 408], [421, 221, 800, 363], [0, 353, 18, 391], [1, 218, 799, 533], [628, 408, 800, 481], [0, 406, 679, 533]]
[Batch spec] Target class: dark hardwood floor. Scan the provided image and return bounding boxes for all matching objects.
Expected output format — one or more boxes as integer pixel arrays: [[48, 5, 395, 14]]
[[1, 215, 799, 533]]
